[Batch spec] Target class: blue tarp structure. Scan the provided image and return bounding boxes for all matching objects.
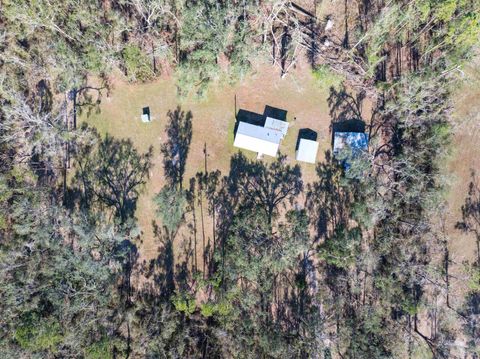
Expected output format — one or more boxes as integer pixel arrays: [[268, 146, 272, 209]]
[[333, 132, 369, 154], [333, 132, 369, 168]]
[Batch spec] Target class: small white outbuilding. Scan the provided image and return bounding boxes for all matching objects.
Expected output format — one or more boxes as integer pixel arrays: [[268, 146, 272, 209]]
[[296, 138, 319, 164], [141, 106, 151, 123]]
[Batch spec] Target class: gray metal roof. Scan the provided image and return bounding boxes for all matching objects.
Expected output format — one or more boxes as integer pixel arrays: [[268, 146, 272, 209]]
[[236, 122, 283, 144]]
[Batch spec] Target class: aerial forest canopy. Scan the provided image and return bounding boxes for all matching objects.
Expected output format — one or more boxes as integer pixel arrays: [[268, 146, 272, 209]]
[[0, 0, 479, 358]]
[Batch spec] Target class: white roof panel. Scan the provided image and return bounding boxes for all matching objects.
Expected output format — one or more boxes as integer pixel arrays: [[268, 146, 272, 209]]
[[234, 133, 279, 157], [264, 117, 289, 138], [237, 122, 283, 144], [296, 139, 319, 163], [234, 122, 281, 157]]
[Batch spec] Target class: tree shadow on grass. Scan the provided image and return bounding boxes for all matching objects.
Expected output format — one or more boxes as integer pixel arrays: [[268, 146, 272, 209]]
[[36, 79, 53, 113], [456, 171, 480, 353], [306, 150, 354, 242], [328, 87, 365, 124], [327, 87, 368, 150], [327, 86, 393, 166], [141, 219, 198, 299], [327, 86, 390, 161], [73, 76, 112, 121], [69, 128, 153, 224], [228, 152, 303, 226], [114, 238, 139, 304], [161, 107, 193, 189], [461, 290, 480, 353], [456, 170, 480, 265], [143, 221, 176, 299]]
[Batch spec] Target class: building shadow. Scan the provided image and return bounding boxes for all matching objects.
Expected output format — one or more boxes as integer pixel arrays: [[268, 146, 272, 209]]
[[142, 106, 150, 120], [296, 128, 318, 151], [234, 105, 288, 137], [331, 119, 366, 147], [331, 119, 365, 133], [234, 109, 265, 135], [264, 105, 287, 121]]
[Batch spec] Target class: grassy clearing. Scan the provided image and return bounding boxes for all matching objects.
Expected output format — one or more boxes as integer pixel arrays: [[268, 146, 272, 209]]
[[438, 55, 480, 304], [80, 60, 368, 260]]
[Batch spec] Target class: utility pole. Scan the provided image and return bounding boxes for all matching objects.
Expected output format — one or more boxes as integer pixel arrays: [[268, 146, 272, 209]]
[[234, 93, 237, 119], [69, 87, 78, 130], [203, 142, 208, 174]]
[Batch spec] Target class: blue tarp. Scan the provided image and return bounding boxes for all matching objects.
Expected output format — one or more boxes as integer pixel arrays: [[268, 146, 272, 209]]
[[333, 132, 369, 169], [333, 132, 368, 154]]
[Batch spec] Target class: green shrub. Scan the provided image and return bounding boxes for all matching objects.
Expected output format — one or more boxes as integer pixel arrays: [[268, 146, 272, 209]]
[[153, 187, 187, 235], [84, 45, 106, 74], [312, 65, 344, 91], [215, 300, 233, 317], [121, 44, 154, 82], [14, 314, 63, 352], [434, 0, 457, 22], [84, 338, 114, 359], [200, 303, 216, 318], [172, 293, 196, 316]]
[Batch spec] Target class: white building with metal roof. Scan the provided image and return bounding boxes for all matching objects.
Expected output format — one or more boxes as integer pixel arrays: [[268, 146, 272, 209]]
[[296, 138, 319, 164], [233, 120, 287, 157]]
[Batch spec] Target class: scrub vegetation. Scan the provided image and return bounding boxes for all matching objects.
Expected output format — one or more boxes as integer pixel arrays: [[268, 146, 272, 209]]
[[1, 0, 479, 358]]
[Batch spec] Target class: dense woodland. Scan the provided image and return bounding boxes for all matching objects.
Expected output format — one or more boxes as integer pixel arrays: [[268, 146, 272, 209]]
[[1, 0, 480, 358]]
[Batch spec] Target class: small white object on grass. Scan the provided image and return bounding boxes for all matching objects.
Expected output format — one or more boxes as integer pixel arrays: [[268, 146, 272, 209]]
[[141, 113, 151, 123], [325, 19, 334, 31]]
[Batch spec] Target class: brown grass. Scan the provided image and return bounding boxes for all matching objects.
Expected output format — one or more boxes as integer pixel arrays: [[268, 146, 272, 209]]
[[78, 52, 480, 295], [80, 59, 354, 262], [439, 55, 480, 310]]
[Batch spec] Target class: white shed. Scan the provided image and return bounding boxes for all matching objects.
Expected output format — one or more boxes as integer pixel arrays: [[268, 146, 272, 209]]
[[234, 122, 283, 157], [296, 138, 319, 164], [141, 106, 151, 123]]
